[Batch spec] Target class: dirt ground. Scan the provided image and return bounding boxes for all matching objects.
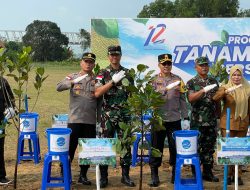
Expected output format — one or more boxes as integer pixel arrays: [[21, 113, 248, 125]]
[[1, 139, 250, 190]]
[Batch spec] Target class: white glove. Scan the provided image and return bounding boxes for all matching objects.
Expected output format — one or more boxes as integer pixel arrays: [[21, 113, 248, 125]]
[[4, 107, 15, 120], [225, 84, 242, 93], [182, 120, 190, 130], [203, 84, 217, 93], [112, 70, 126, 84], [247, 126, 250, 137], [72, 74, 88, 84], [166, 81, 180, 90]]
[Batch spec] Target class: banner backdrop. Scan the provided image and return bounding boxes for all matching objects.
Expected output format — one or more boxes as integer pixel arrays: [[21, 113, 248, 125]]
[[91, 18, 250, 82]]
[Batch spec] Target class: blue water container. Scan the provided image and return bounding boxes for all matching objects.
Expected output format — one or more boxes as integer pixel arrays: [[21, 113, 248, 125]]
[[173, 130, 199, 158], [46, 128, 72, 155], [19, 112, 39, 133]]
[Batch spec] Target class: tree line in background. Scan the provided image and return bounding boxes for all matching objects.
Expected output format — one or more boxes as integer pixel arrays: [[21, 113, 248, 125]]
[[1, 0, 250, 62], [2, 20, 90, 62], [138, 0, 250, 17]]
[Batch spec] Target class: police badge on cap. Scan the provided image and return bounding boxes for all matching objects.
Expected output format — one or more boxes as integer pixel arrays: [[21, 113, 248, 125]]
[[82, 52, 96, 61], [108, 45, 122, 55], [158, 54, 172, 64]]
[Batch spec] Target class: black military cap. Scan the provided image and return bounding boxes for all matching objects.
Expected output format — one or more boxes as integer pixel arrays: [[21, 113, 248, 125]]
[[108, 45, 122, 55], [195, 56, 209, 65], [82, 52, 96, 62], [158, 53, 172, 64]]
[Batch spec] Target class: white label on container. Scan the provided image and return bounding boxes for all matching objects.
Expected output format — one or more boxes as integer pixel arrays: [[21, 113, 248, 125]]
[[24, 135, 30, 139], [52, 155, 59, 160], [20, 118, 36, 132], [184, 158, 192, 165], [50, 134, 70, 152], [176, 136, 197, 155]]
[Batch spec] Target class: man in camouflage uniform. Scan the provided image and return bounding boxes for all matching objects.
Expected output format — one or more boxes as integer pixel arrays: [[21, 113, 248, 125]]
[[56, 52, 98, 186], [186, 56, 220, 182], [149, 53, 189, 187], [95, 45, 135, 188]]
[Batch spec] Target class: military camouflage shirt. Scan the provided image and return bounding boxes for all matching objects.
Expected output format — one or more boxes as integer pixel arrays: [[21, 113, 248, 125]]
[[56, 73, 97, 124], [186, 75, 220, 128], [96, 64, 133, 125]]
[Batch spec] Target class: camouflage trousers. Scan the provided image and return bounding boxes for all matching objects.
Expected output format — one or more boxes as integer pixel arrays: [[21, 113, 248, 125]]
[[197, 125, 217, 165], [99, 111, 132, 166]]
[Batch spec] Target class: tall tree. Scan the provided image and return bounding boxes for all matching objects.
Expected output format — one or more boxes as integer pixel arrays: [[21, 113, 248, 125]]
[[22, 20, 69, 62], [238, 8, 250, 17], [138, 0, 175, 18], [4, 41, 23, 62], [79, 28, 90, 51], [138, 0, 240, 18]]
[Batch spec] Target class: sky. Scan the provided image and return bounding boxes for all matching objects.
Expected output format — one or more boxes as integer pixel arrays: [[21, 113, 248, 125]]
[[1, 0, 250, 33]]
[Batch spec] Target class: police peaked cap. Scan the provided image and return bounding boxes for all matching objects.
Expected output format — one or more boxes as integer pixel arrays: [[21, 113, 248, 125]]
[[158, 53, 172, 63], [82, 52, 96, 61]]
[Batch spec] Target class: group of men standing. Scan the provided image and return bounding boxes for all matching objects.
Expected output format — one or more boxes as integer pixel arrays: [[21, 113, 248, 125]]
[[57, 45, 220, 188], [149, 54, 220, 187], [57, 45, 135, 188]]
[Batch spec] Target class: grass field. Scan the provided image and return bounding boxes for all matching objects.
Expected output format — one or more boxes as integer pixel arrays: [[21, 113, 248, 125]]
[[3, 63, 80, 189], [7, 63, 79, 128]]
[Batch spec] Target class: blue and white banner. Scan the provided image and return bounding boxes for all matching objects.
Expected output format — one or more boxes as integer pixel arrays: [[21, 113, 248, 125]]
[[91, 18, 250, 82]]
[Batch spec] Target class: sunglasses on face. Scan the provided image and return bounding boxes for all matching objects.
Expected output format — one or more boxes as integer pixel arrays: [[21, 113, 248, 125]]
[[198, 63, 209, 67], [83, 59, 95, 64], [109, 53, 120, 56], [161, 61, 172, 66]]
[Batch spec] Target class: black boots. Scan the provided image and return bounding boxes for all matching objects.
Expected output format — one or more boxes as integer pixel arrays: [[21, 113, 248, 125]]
[[191, 165, 196, 178], [100, 165, 108, 188], [202, 164, 219, 182], [149, 167, 160, 187], [121, 166, 135, 187], [78, 166, 91, 185], [238, 177, 244, 185], [227, 176, 232, 185], [99, 165, 135, 188], [171, 166, 175, 184], [228, 176, 244, 185]]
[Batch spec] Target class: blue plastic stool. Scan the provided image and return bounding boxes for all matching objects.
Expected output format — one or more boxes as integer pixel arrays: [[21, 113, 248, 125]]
[[41, 153, 72, 190], [132, 132, 151, 167], [17, 132, 41, 164], [174, 156, 203, 190]]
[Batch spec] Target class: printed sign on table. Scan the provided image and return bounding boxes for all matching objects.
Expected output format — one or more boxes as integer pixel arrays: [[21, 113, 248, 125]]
[[217, 137, 250, 165], [78, 138, 117, 166]]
